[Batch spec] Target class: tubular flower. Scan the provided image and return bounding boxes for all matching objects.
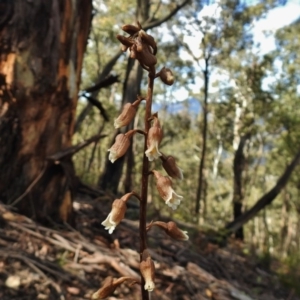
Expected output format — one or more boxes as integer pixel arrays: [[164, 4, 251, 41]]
[[91, 276, 139, 299], [145, 116, 163, 161], [108, 130, 135, 163], [160, 154, 183, 180], [152, 170, 183, 210], [101, 193, 132, 234], [114, 98, 143, 129], [147, 221, 189, 241], [140, 250, 155, 292]]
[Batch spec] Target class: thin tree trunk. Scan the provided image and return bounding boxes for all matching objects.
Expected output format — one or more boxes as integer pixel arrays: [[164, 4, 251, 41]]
[[99, 59, 143, 193], [225, 149, 300, 235], [280, 188, 289, 257], [232, 134, 250, 240], [195, 57, 209, 218], [0, 0, 92, 222]]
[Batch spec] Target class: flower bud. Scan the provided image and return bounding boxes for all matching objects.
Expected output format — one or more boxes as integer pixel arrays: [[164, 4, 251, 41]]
[[122, 24, 141, 35], [139, 30, 157, 55], [101, 197, 127, 234], [159, 67, 174, 86], [152, 170, 183, 210], [145, 117, 163, 161], [140, 250, 155, 292], [108, 130, 136, 163], [160, 154, 183, 180], [91, 276, 139, 299], [136, 44, 157, 67], [108, 134, 130, 163], [114, 103, 137, 129], [91, 276, 116, 299], [148, 221, 189, 241], [136, 35, 144, 52], [116, 35, 134, 47], [130, 44, 137, 59]]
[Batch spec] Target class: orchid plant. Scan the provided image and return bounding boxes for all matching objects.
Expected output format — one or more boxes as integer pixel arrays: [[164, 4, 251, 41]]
[[92, 22, 188, 300]]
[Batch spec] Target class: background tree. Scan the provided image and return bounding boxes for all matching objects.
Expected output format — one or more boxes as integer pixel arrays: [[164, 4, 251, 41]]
[[0, 0, 92, 223]]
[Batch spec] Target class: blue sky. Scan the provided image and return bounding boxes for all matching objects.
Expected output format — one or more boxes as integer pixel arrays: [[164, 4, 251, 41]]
[[171, 0, 300, 102], [252, 0, 300, 54]]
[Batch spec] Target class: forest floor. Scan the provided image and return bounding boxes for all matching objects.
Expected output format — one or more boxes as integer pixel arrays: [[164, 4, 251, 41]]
[[0, 195, 299, 300]]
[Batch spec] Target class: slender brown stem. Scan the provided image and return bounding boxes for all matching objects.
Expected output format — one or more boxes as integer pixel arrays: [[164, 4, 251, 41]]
[[131, 191, 142, 202], [139, 70, 155, 300]]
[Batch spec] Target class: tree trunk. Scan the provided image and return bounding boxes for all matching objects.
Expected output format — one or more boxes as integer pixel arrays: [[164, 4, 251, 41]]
[[195, 57, 209, 218], [99, 59, 143, 194], [225, 149, 300, 235], [232, 134, 250, 240], [0, 0, 92, 223]]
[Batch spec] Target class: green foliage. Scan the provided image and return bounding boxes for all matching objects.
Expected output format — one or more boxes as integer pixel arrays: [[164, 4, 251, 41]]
[[277, 254, 300, 296]]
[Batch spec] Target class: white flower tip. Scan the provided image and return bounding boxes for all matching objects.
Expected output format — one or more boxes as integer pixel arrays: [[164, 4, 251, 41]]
[[102, 223, 116, 234], [101, 215, 116, 234], [108, 226, 116, 234], [182, 231, 189, 240], [145, 145, 162, 161], [166, 201, 179, 210], [114, 119, 121, 128], [144, 281, 155, 292], [108, 152, 117, 163], [145, 148, 162, 161], [166, 196, 182, 210]]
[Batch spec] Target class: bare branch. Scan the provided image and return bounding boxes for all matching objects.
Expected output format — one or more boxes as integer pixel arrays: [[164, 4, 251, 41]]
[[225, 149, 300, 235], [47, 133, 107, 162], [81, 94, 110, 122], [143, 0, 191, 31], [84, 74, 119, 94]]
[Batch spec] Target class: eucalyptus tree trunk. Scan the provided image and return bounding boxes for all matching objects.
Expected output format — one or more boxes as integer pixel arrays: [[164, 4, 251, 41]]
[[0, 0, 92, 222], [195, 56, 209, 219]]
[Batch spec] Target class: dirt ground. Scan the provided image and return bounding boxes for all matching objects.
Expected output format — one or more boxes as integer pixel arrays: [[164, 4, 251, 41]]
[[0, 196, 298, 300]]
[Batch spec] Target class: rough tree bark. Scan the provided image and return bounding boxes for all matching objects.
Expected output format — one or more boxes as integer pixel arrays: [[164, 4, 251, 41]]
[[0, 0, 92, 223]]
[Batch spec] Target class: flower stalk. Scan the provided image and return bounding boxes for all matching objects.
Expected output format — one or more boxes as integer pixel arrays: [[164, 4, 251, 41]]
[[139, 70, 155, 300], [96, 22, 188, 300]]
